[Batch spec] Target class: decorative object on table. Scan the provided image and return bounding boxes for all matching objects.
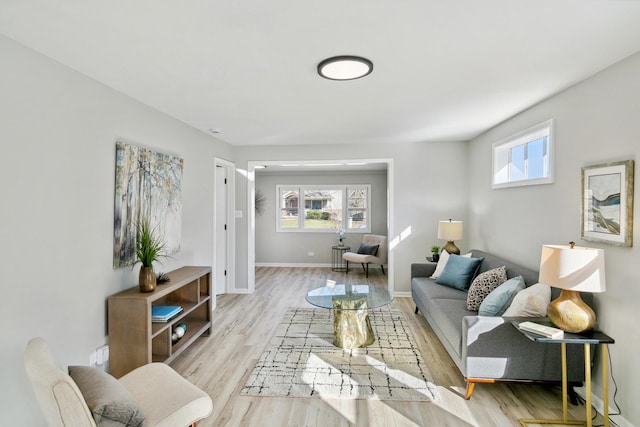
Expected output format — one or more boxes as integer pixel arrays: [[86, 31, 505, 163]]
[[171, 323, 187, 343], [581, 160, 634, 247], [335, 226, 346, 246], [517, 321, 564, 339], [113, 141, 183, 269], [539, 242, 606, 333], [437, 219, 463, 255], [255, 189, 266, 216], [241, 308, 439, 401], [156, 272, 170, 284], [134, 218, 170, 292], [430, 245, 440, 262], [151, 305, 183, 322]]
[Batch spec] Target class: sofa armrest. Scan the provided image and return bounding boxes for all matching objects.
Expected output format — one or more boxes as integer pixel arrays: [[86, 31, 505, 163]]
[[461, 315, 587, 382], [411, 263, 436, 279]]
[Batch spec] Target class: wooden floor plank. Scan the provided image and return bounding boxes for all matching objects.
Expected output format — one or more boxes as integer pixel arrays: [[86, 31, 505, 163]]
[[170, 266, 597, 426]]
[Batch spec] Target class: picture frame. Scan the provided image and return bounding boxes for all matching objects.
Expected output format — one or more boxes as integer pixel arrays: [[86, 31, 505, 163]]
[[581, 160, 634, 247]]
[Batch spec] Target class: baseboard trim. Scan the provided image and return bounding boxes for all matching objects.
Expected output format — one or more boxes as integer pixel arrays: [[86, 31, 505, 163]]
[[573, 386, 630, 427], [394, 291, 411, 298], [256, 262, 332, 268]]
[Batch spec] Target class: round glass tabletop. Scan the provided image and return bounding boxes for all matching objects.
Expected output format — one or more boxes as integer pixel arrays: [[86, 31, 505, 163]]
[[306, 284, 393, 310]]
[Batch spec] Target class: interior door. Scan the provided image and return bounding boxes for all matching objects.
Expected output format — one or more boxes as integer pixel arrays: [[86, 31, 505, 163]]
[[214, 164, 228, 295]]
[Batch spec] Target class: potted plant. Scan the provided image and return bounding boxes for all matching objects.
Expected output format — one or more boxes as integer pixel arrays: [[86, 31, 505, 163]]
[[134, 218, 169, 292], [431, 246, 440, 262]]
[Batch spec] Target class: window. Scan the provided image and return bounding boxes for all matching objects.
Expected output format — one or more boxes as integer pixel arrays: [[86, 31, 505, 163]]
[[492, 119, 554, 189], [277, 185, 371, 232]]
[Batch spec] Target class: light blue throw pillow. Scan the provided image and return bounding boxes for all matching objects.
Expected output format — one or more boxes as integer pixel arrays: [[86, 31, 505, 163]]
[[478, 275, 526, 316], [435, 255, 484, 291]]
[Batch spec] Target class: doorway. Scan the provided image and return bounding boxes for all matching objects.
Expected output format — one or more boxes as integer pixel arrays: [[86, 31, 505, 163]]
[[246, 159, 394, 295]]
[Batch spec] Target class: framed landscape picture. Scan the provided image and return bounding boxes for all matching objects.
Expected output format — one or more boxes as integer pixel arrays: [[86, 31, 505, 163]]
[[581, 160, 634, 247]]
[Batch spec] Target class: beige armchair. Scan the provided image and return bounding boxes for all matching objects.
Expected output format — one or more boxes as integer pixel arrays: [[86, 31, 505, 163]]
[[342, 234, 388, 278], [24, 337, 213, 427]]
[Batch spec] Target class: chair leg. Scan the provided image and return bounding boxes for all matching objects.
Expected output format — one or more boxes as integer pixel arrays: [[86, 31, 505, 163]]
[[360, 263, 366, 273], [380, 264, 385, 275], [365, 263, 369, 278], [345, 261, 349, 273], [415, 306, 419, 314]]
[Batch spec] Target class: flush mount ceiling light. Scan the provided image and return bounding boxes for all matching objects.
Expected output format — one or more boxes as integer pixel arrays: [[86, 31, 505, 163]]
[[317, 55, 373, 80]]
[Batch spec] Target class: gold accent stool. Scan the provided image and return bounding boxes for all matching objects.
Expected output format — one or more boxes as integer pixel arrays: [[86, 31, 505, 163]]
[[332, 296, 374, 349]]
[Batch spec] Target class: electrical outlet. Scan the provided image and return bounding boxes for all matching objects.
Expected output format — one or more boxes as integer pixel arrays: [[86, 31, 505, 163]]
[[96, 345, 109, 365], [308, 251, 314, 256]]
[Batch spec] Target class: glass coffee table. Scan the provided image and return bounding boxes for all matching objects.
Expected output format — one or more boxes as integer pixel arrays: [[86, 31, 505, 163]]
[[306, 284, 393, 349]]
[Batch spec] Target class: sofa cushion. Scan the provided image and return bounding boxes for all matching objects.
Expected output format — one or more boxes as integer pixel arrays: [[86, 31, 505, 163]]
[[427, 298, 473, 358], [68, 366, 145, 427], [436, 255, 484, 291], [502, 283, 551, 317], [412, 277, 468, 302], [478, 275, 526, 316], [357, 243, 379, 256], [466, 266, 507, 311], [430, 250, 472, 279]]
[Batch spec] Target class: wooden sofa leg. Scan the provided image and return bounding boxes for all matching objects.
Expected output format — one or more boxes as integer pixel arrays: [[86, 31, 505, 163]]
[[414, 306, 419, 314], [345, 261, 349, 273], [365, 263, 369, 277], [465, 381, 476, 400]]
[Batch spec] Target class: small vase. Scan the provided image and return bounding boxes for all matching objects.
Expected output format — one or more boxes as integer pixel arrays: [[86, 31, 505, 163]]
[[338, 240, 344, 247], [139, 266, 157, 293]]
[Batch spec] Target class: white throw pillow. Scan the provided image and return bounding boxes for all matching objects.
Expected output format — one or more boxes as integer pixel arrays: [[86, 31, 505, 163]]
[[502, 283, 551, 317], [430, 250, 472, 279]]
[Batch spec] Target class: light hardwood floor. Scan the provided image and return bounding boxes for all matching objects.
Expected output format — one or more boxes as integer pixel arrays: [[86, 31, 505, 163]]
[[171, 267, 597, 427]]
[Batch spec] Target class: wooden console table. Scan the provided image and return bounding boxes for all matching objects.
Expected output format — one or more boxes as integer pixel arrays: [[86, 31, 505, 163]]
[[108, 266, 212, 377]]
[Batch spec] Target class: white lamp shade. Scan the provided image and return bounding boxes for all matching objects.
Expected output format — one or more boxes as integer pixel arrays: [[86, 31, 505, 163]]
[[539, 244, 606, 293], [437, 220, 463, 241]]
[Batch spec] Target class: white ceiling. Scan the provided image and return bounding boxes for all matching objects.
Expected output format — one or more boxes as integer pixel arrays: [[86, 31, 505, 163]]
[[2, 1, 640, 147]]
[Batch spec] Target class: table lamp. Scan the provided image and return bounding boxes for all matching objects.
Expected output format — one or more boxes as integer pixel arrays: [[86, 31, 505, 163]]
[[539, 242, 606, 333], [437, 219, 463, 255]]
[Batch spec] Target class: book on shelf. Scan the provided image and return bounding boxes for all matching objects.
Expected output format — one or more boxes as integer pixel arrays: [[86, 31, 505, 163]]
[[151, 305, 183, 322], [517, 321, 564, 339]]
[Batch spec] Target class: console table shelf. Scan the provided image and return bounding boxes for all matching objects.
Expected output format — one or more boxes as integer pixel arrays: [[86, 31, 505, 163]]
[[108, 266, 212, 378]]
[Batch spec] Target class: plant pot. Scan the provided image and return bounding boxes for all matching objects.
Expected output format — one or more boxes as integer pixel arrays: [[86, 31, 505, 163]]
[[431, 253, 440, 262], [139, 266, 157, 293]]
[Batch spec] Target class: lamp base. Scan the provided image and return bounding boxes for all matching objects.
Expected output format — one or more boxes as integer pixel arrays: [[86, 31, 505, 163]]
[[442, 241, 460, 255], [547, 290, 595, 333]]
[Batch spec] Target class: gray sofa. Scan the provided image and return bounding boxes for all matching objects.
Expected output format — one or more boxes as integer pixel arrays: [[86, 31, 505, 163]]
[[411, 249, 591, 399]]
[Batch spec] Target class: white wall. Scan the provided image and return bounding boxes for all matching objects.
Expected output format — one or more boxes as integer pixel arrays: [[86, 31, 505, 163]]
[[468, 51, 640, 427], [0, 35, 233, 426], [255, 170, 388, 265], [234, 141, 470, 294]]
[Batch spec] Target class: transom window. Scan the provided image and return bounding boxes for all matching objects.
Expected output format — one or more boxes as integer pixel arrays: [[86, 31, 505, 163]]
[[277, 185, 371, 232], [492, 119, 554, 189]]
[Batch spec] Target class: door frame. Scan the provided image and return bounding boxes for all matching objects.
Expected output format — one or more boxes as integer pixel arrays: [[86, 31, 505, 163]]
[[246, 158, 394, 295]]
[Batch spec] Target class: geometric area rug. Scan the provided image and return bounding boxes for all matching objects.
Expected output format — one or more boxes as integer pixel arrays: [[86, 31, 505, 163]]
[[241, 308, 439, 401]]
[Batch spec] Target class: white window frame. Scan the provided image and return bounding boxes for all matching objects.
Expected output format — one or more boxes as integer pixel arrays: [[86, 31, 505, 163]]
[[492, 119, 554, 189], [276, 184, 371, 233]]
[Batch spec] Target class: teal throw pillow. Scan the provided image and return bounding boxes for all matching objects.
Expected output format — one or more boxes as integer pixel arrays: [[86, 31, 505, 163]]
[[435, 255, 484, 291], [478, 275, 526, 316]]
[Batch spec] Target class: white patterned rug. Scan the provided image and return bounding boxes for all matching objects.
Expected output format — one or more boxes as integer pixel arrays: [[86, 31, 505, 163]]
[[241, 308, 439, 401]]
